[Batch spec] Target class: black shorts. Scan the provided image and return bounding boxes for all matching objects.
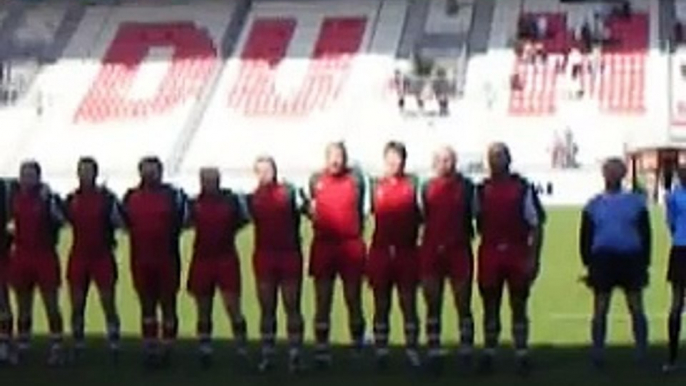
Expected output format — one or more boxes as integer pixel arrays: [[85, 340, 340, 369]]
[[668, 246, 686, 285], [588, 253, 648, 293]]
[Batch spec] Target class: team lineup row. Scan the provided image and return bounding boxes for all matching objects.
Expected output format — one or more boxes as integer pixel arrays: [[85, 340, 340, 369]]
[[0, 141, 683, 376]]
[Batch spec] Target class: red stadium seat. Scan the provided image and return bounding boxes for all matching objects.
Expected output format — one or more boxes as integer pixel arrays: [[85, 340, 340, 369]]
[[509, 12, 648, 117], [74, 22, 218, 124], [227, 17, 367, 117]]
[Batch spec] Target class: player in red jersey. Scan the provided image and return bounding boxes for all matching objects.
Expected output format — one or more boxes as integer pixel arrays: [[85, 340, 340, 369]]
[[420, 146, 475, 372], [64, 157, 121, 360], [367, 141, 421, 369], [123, 157, 187, 367], [0, 179, 14, 364], [246, 156, 305, 373], [187, 167, 247, 367], [475, 143, 545, 376], [10, 161, 66, 365], [307, 142, 368, 368]]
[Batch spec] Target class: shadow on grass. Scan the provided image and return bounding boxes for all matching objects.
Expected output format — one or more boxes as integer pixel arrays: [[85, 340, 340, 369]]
[[1, 338, 684, 386]]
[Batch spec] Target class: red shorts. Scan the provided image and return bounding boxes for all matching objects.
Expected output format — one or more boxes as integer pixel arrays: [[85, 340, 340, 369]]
[[187, 256, 241, 297], [420, 243, 473, 283], [254, 250, 302, 283], [10, 251, 61, 292], [309, 238, 366, 281], [366, 246, 419, 290], [67, 253, 117, 291], [477, 242, 531, 290], [131, 258, 180, 298]]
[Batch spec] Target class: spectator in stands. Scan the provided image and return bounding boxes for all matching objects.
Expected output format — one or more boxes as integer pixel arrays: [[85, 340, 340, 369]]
[[620, 1, 632, 19], [446, 0, 459, 16], [536, 16, 548, 40], [579, 21, 594, 53], [394, 69, 410, 111], [432, 68, 451, 117], [674, 22, 684, 49], [563, 128, 579, 169]]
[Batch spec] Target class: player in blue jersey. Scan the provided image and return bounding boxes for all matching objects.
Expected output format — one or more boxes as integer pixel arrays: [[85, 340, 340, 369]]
[[579, 158, 651, 369], [664, 165, 686, 372]]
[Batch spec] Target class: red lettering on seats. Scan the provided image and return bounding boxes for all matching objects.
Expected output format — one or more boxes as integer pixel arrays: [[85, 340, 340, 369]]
[[227, 17, 367, 117], [75, 22, 217, 123]]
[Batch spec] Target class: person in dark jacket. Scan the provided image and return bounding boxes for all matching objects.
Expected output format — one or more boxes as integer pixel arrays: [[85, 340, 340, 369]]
[[579, 157, 651, 369]]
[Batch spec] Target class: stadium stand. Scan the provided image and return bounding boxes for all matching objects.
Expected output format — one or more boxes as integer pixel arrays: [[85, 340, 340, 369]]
[[181, 0, 409, 190], [0, 0, 674, 204], [507, 0, 650, 116], [10, 0, 238, 193]]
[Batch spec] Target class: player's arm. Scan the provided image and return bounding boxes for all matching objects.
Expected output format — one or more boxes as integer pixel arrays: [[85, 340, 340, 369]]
[[579, 204, 595, 268], [108, 191, 125, 229], [120, 189, 134, 230], [636, 203, 652, 268], [522, 185, 542, 277], [303, 173, 320, 219], [233, 192, 250, 232], [463, 176, 476, 240], [172, 187, 189, 228], [473, 183, 483, 236], [666, 193, 677, 235], [45, 186, 66, 227]]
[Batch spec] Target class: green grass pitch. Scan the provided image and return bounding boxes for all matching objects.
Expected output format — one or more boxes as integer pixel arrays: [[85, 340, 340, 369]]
[[3, 207, 685, 386]]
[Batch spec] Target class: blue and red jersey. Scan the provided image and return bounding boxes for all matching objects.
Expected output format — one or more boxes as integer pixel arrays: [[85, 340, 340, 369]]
[[190, 189, 247, 259], [308, 168, 368, 240], [123, 184, 187, 262], [370, 174, 421, 248], [65, 186, 121, 258], [10, 184, 65, 254], [420, 173, 474, 248], [247, 182, 302, 252], [475, 174, 544, 246]]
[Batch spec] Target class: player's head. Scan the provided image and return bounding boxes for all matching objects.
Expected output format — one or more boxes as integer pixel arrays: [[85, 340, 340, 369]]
[[602, 157, 627, 191], [383, 141, 407, 177], [678, 163, 686, 186], [77, 156, 99, 188], [19, 160, 42, 190], [432, 146, 457, 176], [254, 155, 278, 186], [199, 167, 221, 194], [325, 141, 348, 175], [487, 142, 511, 176], [138, 156, 163, 186]]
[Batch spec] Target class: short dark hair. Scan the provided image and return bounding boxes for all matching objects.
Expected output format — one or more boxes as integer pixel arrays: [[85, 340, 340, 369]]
[[254, 155, 278, 180], [20, 160, 42, 177], [326, 141, 348, 161], [78, 156, 99, 175], [383, 141, 408, 162], [138, 156, 163, 173]]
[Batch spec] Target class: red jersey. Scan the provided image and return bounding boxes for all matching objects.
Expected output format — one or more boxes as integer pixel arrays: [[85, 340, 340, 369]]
[[247, 182, 301, 252], [371, 175, 420, 248], [191, 190, 246, 259], [309, 169, 367, 240], [11, 185, 64, 254], [476, 175, 541, 246], [421, 173, 474, 247], [123, 184, 186, 261], [66, 187, 119, 257]]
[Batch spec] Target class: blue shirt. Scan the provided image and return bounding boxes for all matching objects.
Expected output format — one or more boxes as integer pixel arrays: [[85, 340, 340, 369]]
[[666, 186, 686, 246], [583, 191, 647, 254]]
